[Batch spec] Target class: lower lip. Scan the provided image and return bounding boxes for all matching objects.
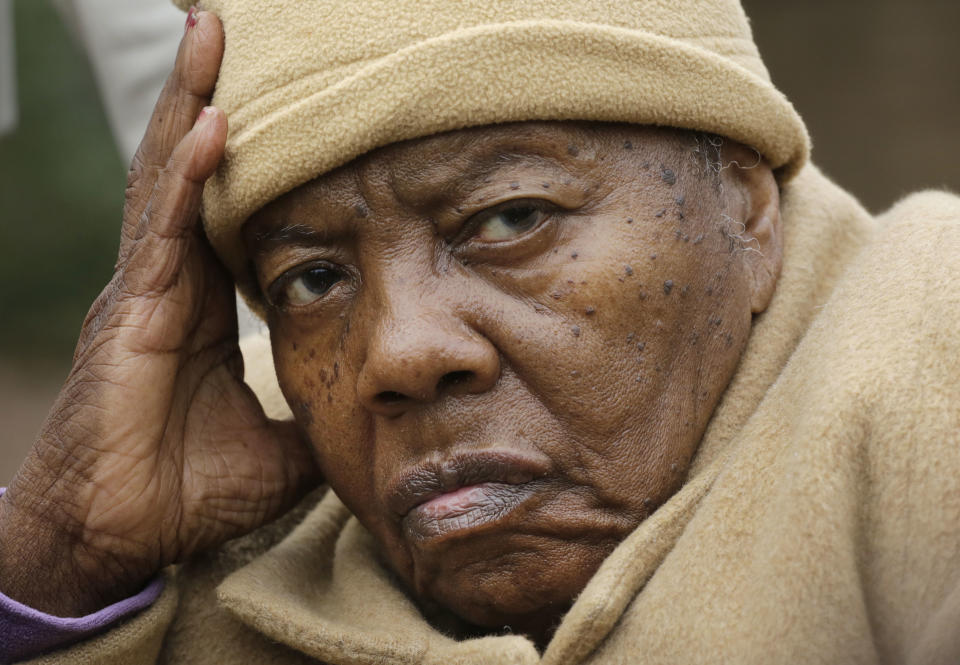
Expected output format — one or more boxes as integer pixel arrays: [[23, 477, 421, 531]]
[[402, 482, 536, 542]]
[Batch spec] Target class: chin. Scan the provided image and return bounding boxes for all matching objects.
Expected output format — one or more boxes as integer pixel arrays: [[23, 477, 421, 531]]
[[408, 534, 615, 633]]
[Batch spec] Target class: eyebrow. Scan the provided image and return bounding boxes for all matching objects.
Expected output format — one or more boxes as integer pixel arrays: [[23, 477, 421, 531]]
[[397, 148, 578, 212], [250, 223, 334, 255], [449, 149, 573, 185], [248, 137, 582, 252]]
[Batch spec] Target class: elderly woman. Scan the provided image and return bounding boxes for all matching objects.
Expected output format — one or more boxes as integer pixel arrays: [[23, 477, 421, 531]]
[[2, 1, 959, 663]]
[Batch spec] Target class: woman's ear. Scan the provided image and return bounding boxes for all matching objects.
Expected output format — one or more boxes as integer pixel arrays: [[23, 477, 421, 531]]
[[722, 143, 783, 314]]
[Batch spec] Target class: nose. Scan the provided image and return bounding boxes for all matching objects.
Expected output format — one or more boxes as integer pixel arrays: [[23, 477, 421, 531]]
[[356, 305, 501, 417]]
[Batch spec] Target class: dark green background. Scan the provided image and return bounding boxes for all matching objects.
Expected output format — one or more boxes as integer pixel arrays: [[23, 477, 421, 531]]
[[1, 0, 124, 367]]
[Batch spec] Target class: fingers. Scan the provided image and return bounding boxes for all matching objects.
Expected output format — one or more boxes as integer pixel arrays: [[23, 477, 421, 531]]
[[120, 10, 224, 260], [121, 106, 228, 297]]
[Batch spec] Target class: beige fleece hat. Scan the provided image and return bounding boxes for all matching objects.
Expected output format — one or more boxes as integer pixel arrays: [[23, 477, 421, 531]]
[[173, 0, 809, 286]]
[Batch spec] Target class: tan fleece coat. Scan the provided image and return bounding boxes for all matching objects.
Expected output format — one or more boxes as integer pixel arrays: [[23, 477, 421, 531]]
[[24, 167, 960, 664]]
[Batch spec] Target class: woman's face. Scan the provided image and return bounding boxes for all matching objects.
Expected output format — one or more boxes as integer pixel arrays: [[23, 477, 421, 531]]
[[244, 122, 780, 638]]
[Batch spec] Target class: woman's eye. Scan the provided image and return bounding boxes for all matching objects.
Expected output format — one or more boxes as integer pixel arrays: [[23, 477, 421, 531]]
[[475, 204, 545, 242], [276, 266, 343, 307]]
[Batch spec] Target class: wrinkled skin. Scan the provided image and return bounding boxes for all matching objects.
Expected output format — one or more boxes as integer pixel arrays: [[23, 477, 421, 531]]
[[247, 122, 782, 642], [0, 11, 782, 647], [0, 12, 319, 618]]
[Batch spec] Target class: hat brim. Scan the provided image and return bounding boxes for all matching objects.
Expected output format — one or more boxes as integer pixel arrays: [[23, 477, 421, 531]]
[[204, 19, 809, 305]]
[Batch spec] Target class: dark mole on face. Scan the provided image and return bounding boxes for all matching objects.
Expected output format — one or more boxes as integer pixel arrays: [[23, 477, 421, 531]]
[[294, 401, 315, 426]]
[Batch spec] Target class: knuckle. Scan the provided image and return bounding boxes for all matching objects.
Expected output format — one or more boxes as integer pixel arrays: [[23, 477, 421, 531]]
[[114, 264, 156, 301], [116, 226, 137, 270], [76, 279, 122, 354], [76, 310, 106, 361], [137, 194, 156, 240], [125, 153, 148, 203], [123, 153, 155, 228]]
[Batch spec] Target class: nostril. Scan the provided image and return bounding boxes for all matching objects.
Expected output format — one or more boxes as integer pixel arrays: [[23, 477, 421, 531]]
[[372, 371, 475, 408], [376, 390, 407, 405], [437, 370, 474, 393]]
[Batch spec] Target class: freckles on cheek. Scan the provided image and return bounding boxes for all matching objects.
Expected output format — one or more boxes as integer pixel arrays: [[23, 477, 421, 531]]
[[275, 338, 347, 433], [539, 217, 668, 314], [537, 207, 739, 381]]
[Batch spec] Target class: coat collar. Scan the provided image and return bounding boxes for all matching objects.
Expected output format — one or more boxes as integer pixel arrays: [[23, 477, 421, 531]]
[[215, 465, 719, 664]]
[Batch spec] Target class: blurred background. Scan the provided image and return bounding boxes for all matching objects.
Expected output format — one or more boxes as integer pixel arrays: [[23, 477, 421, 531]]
[[1, 0, 958, 483]]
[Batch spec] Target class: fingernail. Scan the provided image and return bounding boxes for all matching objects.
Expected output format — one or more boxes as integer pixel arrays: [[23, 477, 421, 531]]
[[185, 6, 198, 32], [196, 106, 216, 126]]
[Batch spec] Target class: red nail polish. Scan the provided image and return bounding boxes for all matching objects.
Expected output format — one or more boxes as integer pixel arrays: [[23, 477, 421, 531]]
[[196, 106, 215, 126], [185, 6, 198, 32]]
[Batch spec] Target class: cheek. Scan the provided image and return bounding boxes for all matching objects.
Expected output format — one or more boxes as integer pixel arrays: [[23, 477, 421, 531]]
[[488, 211, 752, 499], [509, 210, 737, 381], [270, 324, 373, 489]]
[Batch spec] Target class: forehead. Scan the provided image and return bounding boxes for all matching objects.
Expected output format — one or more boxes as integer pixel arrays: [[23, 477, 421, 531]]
[[246, 122, 688, 224]]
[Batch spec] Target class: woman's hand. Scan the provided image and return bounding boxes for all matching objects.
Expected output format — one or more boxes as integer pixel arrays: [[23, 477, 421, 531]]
[[0, 11, 320, 617]]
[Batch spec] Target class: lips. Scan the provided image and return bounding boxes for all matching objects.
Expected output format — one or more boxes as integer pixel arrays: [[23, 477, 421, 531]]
[[386, 449, 551, 542]]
